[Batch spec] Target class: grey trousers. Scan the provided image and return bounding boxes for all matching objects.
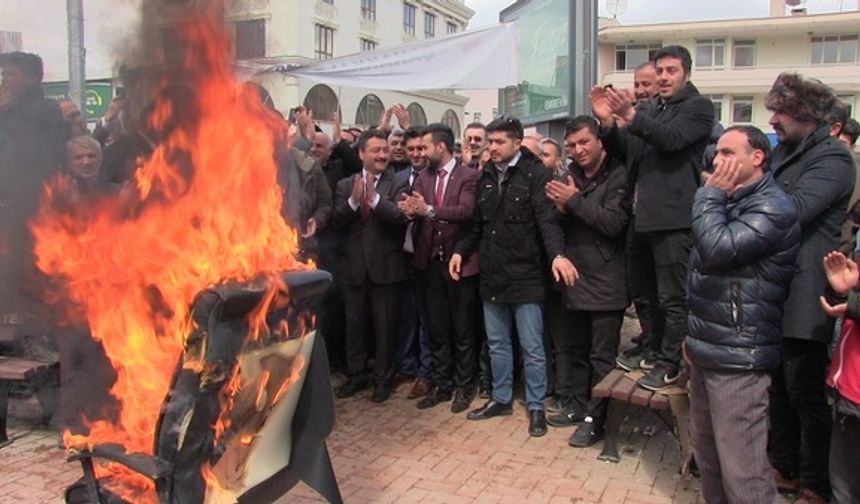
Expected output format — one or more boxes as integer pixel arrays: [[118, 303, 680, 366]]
[[689, 364, 780, 504], [831, 410, 860, 504]]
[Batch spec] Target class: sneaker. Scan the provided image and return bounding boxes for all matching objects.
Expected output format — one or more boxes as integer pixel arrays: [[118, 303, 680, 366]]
[[545, 395, 571, 414], [637, 363, 680, 392], [640, 357, 656, 371], [547, 405, 585, 427], [568, 416, 605, 448], [616, 352, 644, 371]]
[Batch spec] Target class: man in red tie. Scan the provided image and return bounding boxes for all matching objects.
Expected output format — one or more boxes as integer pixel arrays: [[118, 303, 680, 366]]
[[399, 124, 481, 413], [331, 130, 410, 403]]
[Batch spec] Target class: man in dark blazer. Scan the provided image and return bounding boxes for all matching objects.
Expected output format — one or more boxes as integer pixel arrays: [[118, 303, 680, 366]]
[[399, 123, 481, 414], [331, 129, 409, 403], [392, 127, 433, 400]]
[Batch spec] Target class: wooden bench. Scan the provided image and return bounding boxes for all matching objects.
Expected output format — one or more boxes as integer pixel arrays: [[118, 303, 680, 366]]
[[0, 356, 60, 447], [592, 368, 692, 475]]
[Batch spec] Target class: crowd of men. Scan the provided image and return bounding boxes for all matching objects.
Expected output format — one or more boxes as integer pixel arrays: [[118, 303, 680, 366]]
[[2, 44, 860, 504]]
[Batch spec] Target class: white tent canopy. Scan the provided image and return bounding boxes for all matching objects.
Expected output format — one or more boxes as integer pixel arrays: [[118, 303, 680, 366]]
[[244, 23, 517, 91]]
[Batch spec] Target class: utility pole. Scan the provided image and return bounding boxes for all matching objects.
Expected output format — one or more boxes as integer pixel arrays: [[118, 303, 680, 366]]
[[67, 0, 85, 115]]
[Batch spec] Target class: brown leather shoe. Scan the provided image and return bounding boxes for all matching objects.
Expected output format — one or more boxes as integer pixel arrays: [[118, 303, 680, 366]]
[[407, 378, 432, 399], [392, 373, 415, 390], [773, 469, 801, 493], [795, 489, 828, 504]]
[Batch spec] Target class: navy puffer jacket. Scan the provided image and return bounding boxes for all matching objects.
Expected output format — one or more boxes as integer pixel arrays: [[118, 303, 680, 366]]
[[686, 172, 800, 371]]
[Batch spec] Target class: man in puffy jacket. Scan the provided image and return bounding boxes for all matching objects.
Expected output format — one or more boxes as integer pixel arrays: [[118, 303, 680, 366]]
[[686, 126, 800, 504]]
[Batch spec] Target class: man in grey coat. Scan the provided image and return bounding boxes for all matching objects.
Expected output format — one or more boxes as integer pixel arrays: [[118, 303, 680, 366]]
[[765, 72, 856, 504]]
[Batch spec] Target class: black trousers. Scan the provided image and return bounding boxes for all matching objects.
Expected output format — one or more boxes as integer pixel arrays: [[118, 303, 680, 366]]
[[343, 280, 403, 385], [553, 308, 624, 420], [422, 260, 479, 392], [627, 228, 691, 366], [627, 224, 663, 350], [317, 241, 346, 373], [544, 290, 565, 397], [768, 337, 832, 498]]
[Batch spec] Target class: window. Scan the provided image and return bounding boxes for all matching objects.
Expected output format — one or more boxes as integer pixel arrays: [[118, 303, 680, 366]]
[[705, 94, 724, 123], [733, 40, 755, 67], [424, 12, 436, 38], [441, 110, 460, 138], [314, 24, 335, 60], [360, 38, 378, 52], [356, 94, 385, 126], [811, 35, 858, 64], [446, 22, 457, 35], [614, 43, 662, 71], [407, 102, 427, 126], [403, 3, 416, 35], [732, 96, 753, 124], [472, 112, 482, 123], [234, 19, 265, 59], [304, 84, 340, 122], [696, 38, 725, 68], [361, 0, 376, 21]]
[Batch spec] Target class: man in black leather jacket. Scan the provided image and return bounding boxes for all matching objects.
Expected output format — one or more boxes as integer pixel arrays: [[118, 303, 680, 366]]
[[686, 126, 800, 504]]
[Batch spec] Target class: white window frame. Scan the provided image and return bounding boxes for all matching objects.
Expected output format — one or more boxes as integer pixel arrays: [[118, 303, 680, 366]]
[[696, 38, 725, 69]]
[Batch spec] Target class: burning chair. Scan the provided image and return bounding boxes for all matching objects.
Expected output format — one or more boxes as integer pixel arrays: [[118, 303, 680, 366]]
[[64, 270, 342, 504]]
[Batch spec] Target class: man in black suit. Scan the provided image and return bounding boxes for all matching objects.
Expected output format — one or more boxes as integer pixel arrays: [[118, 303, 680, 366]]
[[331, 129, 410, 403]]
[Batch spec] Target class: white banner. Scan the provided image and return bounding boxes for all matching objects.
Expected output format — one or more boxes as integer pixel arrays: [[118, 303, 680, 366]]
[[248, 23, 517, 91]]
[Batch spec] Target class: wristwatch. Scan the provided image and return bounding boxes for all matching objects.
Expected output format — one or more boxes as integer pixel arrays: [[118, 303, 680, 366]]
[[427, 205, 437, 219]]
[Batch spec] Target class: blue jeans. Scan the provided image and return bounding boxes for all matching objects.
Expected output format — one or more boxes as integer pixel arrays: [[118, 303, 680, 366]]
[[482, 301, 546, 411]]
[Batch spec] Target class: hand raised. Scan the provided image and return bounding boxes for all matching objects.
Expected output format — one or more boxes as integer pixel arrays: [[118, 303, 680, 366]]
[[364, 172, 377, 201], [823, 251, 860, 294], [350, 174, 363, 204], [589, 86, 613, 123]]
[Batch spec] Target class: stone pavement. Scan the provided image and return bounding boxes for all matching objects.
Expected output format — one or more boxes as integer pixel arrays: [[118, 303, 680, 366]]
[[1, 318, 707, 504]]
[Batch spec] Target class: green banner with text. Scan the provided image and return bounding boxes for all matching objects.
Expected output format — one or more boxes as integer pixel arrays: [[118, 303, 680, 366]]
[[42, 81, 113, 122]]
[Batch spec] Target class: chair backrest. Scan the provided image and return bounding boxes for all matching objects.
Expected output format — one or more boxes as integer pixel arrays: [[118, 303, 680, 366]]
[[152, 270, 331, 503]]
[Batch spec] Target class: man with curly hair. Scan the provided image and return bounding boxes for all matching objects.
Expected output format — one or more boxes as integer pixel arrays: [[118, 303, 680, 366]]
[[765, 72, 856, 504]]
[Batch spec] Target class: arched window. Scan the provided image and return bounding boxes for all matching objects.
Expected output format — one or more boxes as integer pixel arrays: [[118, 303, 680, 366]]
[[407, 102, 427, 127], [303, 84, 339, 121], [355, 94, 385, 127], [441, 109, 460, 138]]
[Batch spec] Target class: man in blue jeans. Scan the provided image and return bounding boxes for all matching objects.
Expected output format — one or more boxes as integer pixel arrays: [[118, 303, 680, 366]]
[[450, 116, 578, 437]]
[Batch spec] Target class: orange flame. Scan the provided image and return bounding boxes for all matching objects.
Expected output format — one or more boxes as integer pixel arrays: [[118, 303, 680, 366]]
[[31, 7, 309, 502]]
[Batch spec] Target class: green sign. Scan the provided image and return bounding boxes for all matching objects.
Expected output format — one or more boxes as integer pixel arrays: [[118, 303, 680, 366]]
[[500, 0, 570, 125], [42, 81, 113, 121]]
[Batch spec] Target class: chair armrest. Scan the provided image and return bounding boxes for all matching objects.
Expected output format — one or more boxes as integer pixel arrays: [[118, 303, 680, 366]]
[[67, 443, 173, 480]]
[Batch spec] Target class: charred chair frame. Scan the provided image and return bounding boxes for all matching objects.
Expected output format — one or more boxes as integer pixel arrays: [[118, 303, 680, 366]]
[[66, 270, 340, 504]]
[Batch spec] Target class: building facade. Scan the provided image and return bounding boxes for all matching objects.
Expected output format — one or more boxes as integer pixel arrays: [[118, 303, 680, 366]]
[[147, 0, 473, 135], [0, 30, 22, 54], [597, 3, 860, 138]]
